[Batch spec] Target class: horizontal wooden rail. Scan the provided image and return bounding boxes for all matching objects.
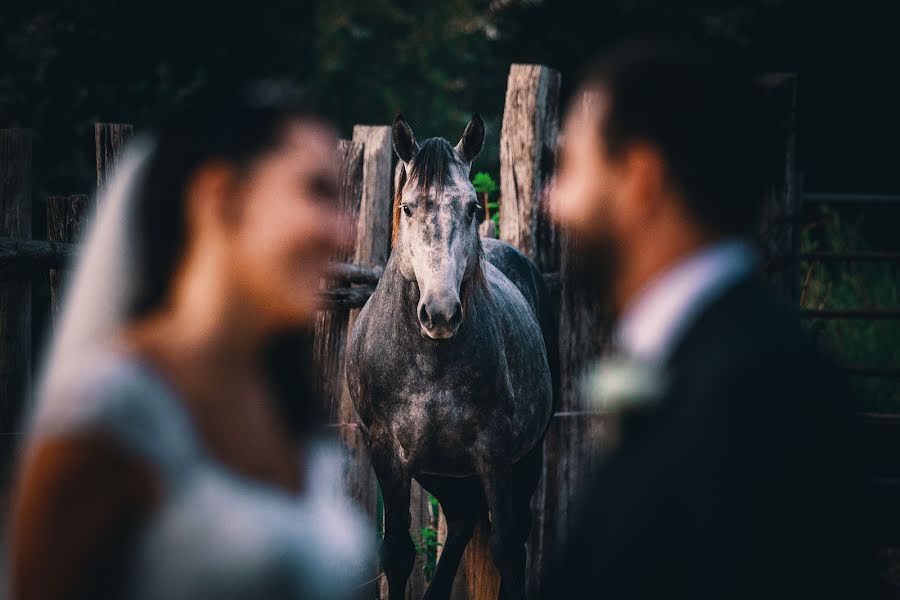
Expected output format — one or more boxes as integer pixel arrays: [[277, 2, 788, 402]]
[[801, 308, 900, 319], [839, 366, 900, 378], [803, 193, 900, 206], [327, 262, 383, 285], [858, 412, 900, 431], [801, 251, 900, 263], [0, 238, 77, 269], [0, 237, 385, 281], [321, 286, 377, 309]]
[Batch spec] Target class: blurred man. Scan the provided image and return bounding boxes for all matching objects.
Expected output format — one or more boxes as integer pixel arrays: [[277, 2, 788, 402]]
[[545, 39, 871, 598]]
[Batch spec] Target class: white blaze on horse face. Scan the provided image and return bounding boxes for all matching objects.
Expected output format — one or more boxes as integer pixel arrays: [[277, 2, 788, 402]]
[[398, 161, 479, 340]]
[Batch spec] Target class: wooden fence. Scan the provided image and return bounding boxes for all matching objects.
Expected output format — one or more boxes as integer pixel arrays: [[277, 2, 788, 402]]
[[0, 64, 808, 598]]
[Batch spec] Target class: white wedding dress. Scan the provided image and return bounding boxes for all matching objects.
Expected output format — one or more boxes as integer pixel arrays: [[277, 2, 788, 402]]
[[30, 348, 373, 600]]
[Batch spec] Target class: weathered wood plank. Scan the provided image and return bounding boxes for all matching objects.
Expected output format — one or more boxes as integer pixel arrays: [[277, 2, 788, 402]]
[[0, 238, 385, 286], [499, 64, 561, 272], [95, 123, 134, 196], [345, 126, 394, 599], [757, 74, 798, 302], [0, 239, 78, 269], [531, 216, 613, 591], [314, 140, 364, 421], [312, 140, 376, 595], [351, 126, 393, 268], [0, 128, 32, 487], [47, 194, 90, 320]]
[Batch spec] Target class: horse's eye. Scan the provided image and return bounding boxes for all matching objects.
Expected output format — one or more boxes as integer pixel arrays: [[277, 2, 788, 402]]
[[469, 202, 481, 217], [402, 204, 412, 217]]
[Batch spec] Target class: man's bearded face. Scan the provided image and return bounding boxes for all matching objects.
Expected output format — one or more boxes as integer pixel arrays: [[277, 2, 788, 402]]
[[550, 90, 625, 310]]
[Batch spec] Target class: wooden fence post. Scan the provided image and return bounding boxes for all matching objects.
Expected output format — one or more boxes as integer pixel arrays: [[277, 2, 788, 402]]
[[499, 64, 561, 272], [47, 194, 90, 319], [549, 235, 611, 549], [345, 125, 394, 598], [0, 128, 32, 488], [352, 126, 394, 269], [757, 74, 799, 302], [543, 90, 616, 592], [310, 139, 378, 590], [314, 140, 364, 419], [95, 123, 134, 197]]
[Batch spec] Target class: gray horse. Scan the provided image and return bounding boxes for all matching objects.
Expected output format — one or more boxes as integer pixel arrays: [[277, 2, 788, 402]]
[[346, 114, 553, 600]]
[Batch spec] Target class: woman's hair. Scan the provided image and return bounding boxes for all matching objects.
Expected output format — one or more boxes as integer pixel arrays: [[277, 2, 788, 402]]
[[130, 81, 326, 438]]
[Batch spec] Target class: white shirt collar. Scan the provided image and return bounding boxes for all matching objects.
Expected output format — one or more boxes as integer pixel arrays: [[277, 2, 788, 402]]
[[614, 238, 758, 363]]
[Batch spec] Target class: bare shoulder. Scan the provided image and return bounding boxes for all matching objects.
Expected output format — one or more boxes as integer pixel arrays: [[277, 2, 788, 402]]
[[10, 427, 161, 600]]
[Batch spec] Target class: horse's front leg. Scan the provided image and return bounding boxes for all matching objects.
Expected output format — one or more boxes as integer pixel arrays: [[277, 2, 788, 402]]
[[421, 476, 485, 600], [478, 459, 526, 600], [370, 438, 415, 600]]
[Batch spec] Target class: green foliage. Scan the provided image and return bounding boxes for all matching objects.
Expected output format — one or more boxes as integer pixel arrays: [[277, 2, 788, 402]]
[[414, 493, 443, 582], [801, 206, 900, 411], [0, 0, 503, 197], [415, 525, 442, 581], [490, 203, 500, 229], [473, 171, 501, 230], [472, 171, 498, 194]]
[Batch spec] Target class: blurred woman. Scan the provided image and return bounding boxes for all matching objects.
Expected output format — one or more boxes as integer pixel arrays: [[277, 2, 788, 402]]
[[8, 83, 371, 599]]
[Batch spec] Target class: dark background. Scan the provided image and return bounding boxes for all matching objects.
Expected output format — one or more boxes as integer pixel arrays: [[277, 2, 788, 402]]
[[2, 0, 899, 400], [3, 0, 900, 200]]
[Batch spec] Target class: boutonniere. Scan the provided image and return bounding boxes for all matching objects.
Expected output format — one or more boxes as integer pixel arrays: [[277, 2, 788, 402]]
[[579, 356, 669, 414]]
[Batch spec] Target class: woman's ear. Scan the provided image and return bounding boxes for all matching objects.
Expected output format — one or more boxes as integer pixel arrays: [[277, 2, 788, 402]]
[[455, 113, 484, 164], [392, 114, 419, 164], [184, 162, 239, 233]]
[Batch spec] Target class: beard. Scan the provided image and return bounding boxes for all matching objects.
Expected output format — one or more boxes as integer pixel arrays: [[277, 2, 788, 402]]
[[562, 193, 623, 320], [567, 228, 620, 315]]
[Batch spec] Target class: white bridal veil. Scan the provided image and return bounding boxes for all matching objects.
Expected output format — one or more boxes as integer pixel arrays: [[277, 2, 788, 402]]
[[32, 136, 157, 426]]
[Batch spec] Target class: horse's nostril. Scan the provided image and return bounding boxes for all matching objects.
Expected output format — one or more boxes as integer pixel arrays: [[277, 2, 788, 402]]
[[418, 304, 432, 329], [449, 302, 462, 328]]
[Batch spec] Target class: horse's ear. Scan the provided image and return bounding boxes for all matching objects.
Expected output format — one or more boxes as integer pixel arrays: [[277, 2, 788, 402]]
[[455, 113, 484, 164], [392, 114, 419, 164]]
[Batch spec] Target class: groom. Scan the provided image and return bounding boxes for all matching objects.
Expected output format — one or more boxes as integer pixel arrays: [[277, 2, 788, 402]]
[[545, 39, 872, 598]]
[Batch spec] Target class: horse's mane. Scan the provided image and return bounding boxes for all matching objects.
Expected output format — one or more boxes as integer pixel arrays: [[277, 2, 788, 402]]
[[392, 138, 453, 246], [391, 137, 490, 308]]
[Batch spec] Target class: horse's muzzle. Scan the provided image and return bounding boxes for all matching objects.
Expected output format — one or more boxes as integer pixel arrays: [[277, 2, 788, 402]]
[[418, 296, 463, 339]]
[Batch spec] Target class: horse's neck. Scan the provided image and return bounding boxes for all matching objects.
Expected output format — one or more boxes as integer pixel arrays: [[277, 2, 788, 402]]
[[374, 257, 419, 325]]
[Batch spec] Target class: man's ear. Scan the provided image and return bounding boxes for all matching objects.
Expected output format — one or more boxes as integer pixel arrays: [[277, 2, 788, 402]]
[[392, 114, 419, 164], [620, 143, 666, 224], [455, 113, 484, 164]]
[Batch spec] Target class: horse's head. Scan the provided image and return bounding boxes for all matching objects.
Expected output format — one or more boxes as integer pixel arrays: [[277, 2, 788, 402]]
[[391, 113, 485, 340]]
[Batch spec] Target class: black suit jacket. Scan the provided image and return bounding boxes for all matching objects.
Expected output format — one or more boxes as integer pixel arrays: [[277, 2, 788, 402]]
[[545, 277, 873, 599]]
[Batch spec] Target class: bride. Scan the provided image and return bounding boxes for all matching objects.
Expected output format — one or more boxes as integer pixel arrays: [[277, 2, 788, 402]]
[[8, 83, 372, 599]]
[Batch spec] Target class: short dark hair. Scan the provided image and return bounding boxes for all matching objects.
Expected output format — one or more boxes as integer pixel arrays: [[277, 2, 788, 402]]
[[583, 38, 773, 235]]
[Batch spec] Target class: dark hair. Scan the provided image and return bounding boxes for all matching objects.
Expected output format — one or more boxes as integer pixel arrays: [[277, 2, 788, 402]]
[[129, 81, 326, 438], [582, 37, 774, 235]]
